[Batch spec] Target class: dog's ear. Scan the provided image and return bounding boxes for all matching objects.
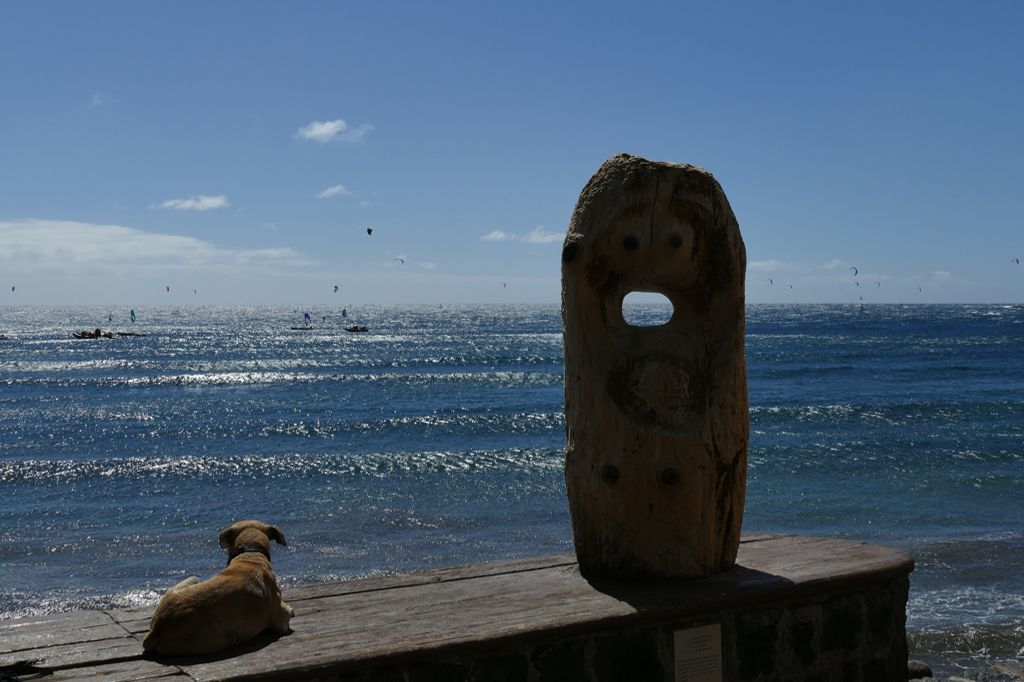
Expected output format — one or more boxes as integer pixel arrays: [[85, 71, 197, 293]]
[[264, 525, 287, 546], [219, 526, 240, 549]]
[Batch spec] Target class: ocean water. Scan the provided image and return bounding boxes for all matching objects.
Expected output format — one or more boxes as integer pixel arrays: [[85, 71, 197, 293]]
[[1, 303, 1022, 675]]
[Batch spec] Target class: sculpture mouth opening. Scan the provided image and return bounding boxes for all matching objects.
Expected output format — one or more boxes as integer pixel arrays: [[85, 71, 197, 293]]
[[621, 292, 674, 327]]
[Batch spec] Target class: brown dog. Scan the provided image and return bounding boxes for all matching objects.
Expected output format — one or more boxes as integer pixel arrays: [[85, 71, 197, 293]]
[[142, 520, 295, 656]]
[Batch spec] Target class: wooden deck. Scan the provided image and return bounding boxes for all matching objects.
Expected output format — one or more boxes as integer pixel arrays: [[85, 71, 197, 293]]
[[0, 534, 914, 681]]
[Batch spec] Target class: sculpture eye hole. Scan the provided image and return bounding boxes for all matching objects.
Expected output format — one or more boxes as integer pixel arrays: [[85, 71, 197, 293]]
[[622, 235, 639, 251], [622, 292, 673, 327], [669, 233, 683, 248]]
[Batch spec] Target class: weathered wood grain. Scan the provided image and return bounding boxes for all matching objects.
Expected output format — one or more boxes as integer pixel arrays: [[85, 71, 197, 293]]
[[0, 635, 142, 671], [281, 552, 578, 602], [45, 658, 186, 681], [0, 619, 128, 657], [0, 610, 113, 640], [562, 153, 748, 579]]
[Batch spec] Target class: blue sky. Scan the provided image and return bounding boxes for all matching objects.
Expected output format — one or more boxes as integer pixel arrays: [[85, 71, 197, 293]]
[[2, 1, 1022, 305]]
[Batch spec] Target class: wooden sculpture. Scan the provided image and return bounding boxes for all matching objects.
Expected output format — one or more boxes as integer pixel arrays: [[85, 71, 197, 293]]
[[561, 153, 748, 579]]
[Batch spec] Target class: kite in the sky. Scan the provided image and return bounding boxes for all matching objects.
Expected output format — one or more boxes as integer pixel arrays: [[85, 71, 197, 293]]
[[193, 289, 197, 294], [767, 279, 773, 285], [394, 258, 404, 264], [850, 267, 858, 276], [334, 286, 339, 292], [1014, 258, 1020, 265], [502, 283, 506, 289], [367, 228, 373, 235], [166, 286, 170, 292], [917, 287, 922, 292], [875, 282, 881, 288]]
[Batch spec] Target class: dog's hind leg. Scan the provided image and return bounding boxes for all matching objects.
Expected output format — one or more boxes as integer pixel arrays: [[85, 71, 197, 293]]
[[185, 624, 237, 655]]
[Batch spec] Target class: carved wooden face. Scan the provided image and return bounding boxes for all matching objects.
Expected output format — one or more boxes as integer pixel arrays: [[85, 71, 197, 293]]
[[562, 155, 745, 437]]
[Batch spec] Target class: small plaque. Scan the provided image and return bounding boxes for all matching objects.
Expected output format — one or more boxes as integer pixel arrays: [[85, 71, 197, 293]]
[[674, 623, 722, 682]]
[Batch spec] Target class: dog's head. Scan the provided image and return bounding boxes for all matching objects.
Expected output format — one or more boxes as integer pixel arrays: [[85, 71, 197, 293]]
[[218, 520, 287, 564]]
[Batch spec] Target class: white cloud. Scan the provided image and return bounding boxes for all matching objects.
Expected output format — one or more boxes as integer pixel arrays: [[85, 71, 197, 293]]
[[296, 119, 373, 144], [748, 259, 785, 272], [523, 226, 563, 244], [262, 223, 278, 230], [933, 270, 953, 282], [823, 259, 846, 270], [318, 185, 352, 198], [420, 262, 437, 270], [0, 220, 314, 275], [482, 227, 564, 244], [153, 195, 230, 211]]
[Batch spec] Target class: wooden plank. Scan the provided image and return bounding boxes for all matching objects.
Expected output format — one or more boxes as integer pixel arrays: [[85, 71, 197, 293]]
[[281, 552, 578, 601], [0, 610, 113, 639], [738, 532, 785, 544], [0, 621, 128, 657], [45, 659, 186, 682], [105, 609, 154, 637], [0, 634, 143, 670], [736, 535, 914, 591]]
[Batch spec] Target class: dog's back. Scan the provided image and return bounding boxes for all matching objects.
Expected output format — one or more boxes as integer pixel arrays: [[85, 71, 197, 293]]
[[143, 521, 294, 657]]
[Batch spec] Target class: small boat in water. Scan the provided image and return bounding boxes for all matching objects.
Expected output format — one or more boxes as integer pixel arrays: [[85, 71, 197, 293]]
[[345, 325, 369, 333], [73, 329, 113, 339]]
